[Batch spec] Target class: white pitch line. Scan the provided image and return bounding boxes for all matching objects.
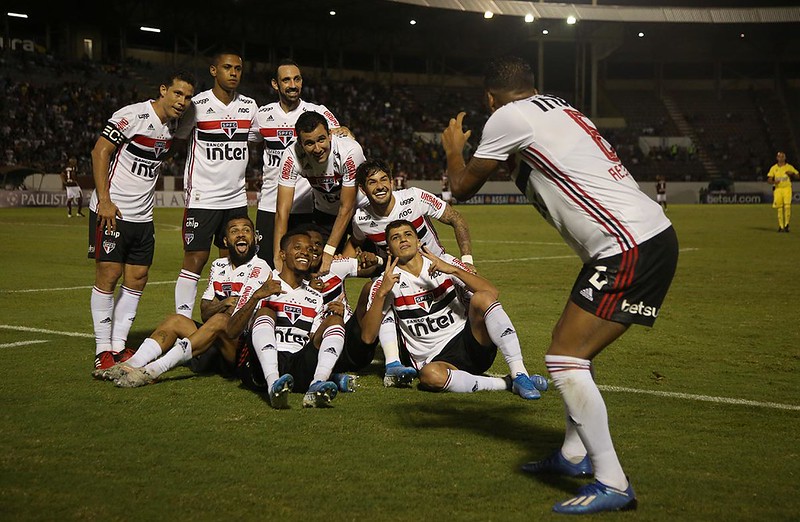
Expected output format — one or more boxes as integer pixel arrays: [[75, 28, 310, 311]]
[[1, 279, 206, 294], [0, 339, 49, 348], [599, 385, 800, 412], [480, 247, 698, 264], [0, 325, 94, 338]]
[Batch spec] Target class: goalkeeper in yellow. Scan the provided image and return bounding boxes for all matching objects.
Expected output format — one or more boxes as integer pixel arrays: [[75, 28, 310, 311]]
[[767, 151, 799, 233]]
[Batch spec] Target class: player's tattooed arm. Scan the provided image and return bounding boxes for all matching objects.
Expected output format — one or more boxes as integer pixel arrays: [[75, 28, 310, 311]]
[[200, 296, 236, 323], [437, 204, 474, 270]]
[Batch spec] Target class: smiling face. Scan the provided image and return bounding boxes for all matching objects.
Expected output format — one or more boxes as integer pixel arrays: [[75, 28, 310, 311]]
[[386, 223, 420, 262], [159, 79, 194, 120], [224, 217, 257, 266], [273, 64, 302, 107], [299, 123, 332, 164], [362, 169, 394, 207], [280, 233, 314, 275], [306, 230, 325, 272]]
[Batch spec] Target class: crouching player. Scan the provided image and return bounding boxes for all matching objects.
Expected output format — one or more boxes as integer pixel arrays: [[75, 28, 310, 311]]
[[94, 216, 275, 387], [229, 229, 350, 408], [361, 219, 547, 398]]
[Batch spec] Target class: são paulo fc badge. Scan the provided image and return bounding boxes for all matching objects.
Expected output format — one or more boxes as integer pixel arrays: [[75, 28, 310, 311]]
[[184, 233, 194, 245], [102, 240, 116, 254], [277, 129, 293, 145], [284, 304, 302, 324], [221, 121, 238, 139]]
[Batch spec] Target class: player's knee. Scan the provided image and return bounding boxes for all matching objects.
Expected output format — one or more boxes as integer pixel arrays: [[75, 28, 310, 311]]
[[205, 313, 229, 333], [470, 290, 500, 313], [418, 364, 447, 391]]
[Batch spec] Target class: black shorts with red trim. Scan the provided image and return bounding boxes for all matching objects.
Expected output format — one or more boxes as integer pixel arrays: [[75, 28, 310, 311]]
[[235, 336, 319, 393], [570, 226, 678, 327], [182, 206, 249, 252], [332, 315, 378, 372], [87, 211, 155, 265]]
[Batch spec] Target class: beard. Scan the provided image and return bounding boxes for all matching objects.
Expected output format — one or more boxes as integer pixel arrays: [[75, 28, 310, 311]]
[[229, 242, 257, 267]]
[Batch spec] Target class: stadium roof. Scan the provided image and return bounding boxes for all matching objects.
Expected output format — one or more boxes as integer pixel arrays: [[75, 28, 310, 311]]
[[387, 0, 800, 23]]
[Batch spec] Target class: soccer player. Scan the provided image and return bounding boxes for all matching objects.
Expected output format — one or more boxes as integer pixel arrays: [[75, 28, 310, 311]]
[[442, 55, 678, 514], [229, 229, 350, 409], [361, 219, 548, 400], [249, 59, 345, 264], [655, 175, 667, 210], [173, 50, 259, 319], [344, 158, 476, 385], [767, 151, 799, 232], [273, 111, 366, 274], [88, 70, 196, 372], [62, 157, 84, 217], [95, 216, 274, 387]]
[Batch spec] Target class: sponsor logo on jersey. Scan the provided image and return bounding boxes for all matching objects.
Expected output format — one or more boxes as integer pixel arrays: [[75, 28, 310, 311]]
[[185, 217, 199, 229], [249, 266, 262, 278], [117, 117, 130, 131], [102, 240, 116, 254], [580, 288, 594, 301], [266, 115, 274, 121], [400, 282, 408, 288], [138, 113, 150, 120], [277, 129, 294, 146], [221, 121, 238, 139], [146, 124, 155, 131], [281, 156, 294, 180], [420, 191, 443, 211], [399, 198, 413, 206], [284, 304, 303, 324], [153, 140, 167, 158], [620, 299, 659, 318], [238, 107, 250, 113]]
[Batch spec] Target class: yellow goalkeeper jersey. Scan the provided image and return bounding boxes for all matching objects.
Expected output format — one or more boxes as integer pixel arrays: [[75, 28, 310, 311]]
[[768, 163, 798, 189]]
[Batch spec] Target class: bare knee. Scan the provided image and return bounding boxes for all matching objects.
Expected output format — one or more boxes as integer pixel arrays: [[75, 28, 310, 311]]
[[418, 363, 449, 391]]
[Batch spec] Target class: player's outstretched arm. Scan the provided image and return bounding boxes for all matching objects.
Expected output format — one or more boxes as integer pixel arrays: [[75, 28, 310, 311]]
[[441, 112, 500, 200], [91, 136, 122, 232], [225, 273, 285, 339], [421, 247, 497, 298], [360, 255, 399, 344], [437, 203, 474, 270]]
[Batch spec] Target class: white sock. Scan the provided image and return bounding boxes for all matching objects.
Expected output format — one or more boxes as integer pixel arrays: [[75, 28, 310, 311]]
[[111, 286, 142, 352], [484, 302, 527, 377], [175, 270, 200, 318], [379, 315, 401, 365], [147, 338, 192, 378], [313, 324, 345, 383], [443, 369, 508, 393], [91, 286, 114, 354], [126, 338, 164, 368], [546, 354, 627, 490], [251, 314, 279, 389]]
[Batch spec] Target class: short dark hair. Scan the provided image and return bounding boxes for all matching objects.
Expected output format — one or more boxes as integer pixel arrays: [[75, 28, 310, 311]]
[[280, 229, 311, 251], [163, 70, 196, 91], [290, 222, 329, 242], [295, 111, 329, 136], [273, 58, 300, 81], [225, 215, 255, 233], [484, 55, 535, 93], [211, 48, 242, 65], [356, 159, 393, 187], [385, 219, 417, 240]]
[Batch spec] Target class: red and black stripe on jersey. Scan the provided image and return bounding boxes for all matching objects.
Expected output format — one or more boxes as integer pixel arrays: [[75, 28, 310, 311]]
[[393, 279, 458, 319]]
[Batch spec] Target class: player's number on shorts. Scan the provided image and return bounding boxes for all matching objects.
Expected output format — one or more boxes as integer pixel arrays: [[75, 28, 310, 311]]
[[564, 109, 620, 163]]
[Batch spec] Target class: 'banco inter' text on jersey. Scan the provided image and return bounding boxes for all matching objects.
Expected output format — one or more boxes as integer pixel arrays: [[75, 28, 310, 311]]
[[250, 101, 340, 213], [278, 134, 366, 215], [352, 187, 447, 258], [176, 89, 257, 209], [474, 94, 671, 263], [89, 100, 178, 223], [255, 272, 324, 353], [368, 255, 469, 367]]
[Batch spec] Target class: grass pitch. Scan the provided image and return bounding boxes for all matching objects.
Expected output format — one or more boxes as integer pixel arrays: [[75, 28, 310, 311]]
[[0, 204, 798, 521]]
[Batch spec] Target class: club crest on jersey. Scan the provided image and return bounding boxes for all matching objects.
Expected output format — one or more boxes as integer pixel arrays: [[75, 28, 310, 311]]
[[277, 129, 294, 146], [102, 240, 116, 254], [415, 293, 432, 311], [153, 140, 167, 158], [221, 282, 233, 296], [317, 176, 337, 192], [284, 304, 303, 324], [221, 121, 238, 139]]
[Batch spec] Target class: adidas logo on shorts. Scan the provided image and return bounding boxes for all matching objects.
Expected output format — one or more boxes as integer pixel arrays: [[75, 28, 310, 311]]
[[580, 288, 594, 301]]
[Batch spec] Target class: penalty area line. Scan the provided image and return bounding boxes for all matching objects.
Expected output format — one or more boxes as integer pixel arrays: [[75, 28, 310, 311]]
[[599, 385, 800, 412], [0, 339, 49, 348]]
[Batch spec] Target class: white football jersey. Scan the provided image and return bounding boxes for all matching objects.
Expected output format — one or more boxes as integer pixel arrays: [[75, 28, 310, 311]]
[[201, 255, 272, 303], [317, 257, 359, 322], [351, 187, 447, 258], [474, 94, 672, 263], [253, 272, 324, 353], [89, 100, 178, 222], [367, 255, 470, 367], [250, 100, 340, 213], [278, 134, 367, 215], [175, 89, 257, 209]]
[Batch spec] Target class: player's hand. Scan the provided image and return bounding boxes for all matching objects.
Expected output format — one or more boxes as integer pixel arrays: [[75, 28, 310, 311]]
[[357, 250, 379, 270], [441, 112, 472, 154], [316, 252, 333, 277], [253, 272, 285, 300], [420, 246, 457, 276], [377, 254, 400, 298], [325, 294, 346, 319], [309, 275, 325, 292], [96, 198, 122, 234], [220, 296, 237, 311], [330, 127, 355, 139]]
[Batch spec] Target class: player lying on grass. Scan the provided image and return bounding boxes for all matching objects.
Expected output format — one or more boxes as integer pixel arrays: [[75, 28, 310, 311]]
[[343, 158, 477, 388], [228, 228, 356, 408], [360, 219, 548, 398], [92, 216, 275, 387]]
